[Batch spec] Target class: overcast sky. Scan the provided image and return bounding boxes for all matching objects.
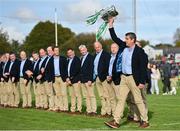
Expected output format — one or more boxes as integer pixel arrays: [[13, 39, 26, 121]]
[[0, 0, 180, 45]]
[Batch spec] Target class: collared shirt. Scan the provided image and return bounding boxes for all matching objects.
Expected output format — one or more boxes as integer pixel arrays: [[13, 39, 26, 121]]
[[33, 59, 39, 71], [54, 56, 60, 76], [39, 55, 47, 69], [81, 52, 89, 67], [44, 55, 51, 69], [9, 61, 14, 72], [93, 50, 103, 75], [20, 59, 26, 77], [108, 54, 116, 76], [3, 61, 7, 74], [68, 57, 73, 77], [122, 45, 135, 74]]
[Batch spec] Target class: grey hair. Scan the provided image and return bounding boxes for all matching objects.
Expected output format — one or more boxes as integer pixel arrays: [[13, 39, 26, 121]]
[[78, 44, 87, 50]]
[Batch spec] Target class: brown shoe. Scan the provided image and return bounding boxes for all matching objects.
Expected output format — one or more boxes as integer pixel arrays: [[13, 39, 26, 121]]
[[90, 112, 97, 116], [101, 114, 111, 118], [139, 121, 149, 128], [127, 115, 140, 123], [104, 120, 120, 129]]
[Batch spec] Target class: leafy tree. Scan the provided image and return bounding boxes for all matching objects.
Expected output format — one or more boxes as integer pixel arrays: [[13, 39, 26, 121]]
[[23, 21, 75, 54], [139, 39, 150, 47], [0, 28, 11, 54]]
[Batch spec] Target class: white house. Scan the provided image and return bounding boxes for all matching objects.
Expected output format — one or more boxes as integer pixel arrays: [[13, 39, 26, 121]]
[[143, 45, 163, 59]]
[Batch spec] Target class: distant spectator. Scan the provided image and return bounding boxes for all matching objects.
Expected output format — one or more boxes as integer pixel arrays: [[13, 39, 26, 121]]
[[162, 59, 171, 95], [150, 64, 160, 95]]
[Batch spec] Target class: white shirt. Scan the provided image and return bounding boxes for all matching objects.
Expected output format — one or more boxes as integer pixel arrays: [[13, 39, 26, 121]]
[[68, 57, 73, 77], [94, 50, 103, 75], [108, 54, 116, 76], [81, 53, 89, 67], [122, 45, 135, 74]]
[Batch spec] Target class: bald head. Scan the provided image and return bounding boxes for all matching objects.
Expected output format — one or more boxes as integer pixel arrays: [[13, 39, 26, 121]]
[[111, 43, 119, 55], [94, 41, 102, 53], [20, 51, 27, 60]]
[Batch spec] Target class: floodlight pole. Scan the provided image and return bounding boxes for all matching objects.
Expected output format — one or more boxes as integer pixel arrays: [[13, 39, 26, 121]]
[[55, 8, 58, 46]]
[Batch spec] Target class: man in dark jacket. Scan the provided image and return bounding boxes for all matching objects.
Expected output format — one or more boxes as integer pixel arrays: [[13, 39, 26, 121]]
[[79, 44, 97, 115], [52, 47, 68, 112], [2, 53, 10, 107], [106, 43, 120, 117], [36, 48, 49, 109], [8, 52, 20, 107], [93, 41, 111, 117], [66, 48, 81, 113], [105, 17, 149, 128], [32, 52, 41, 108], [19, 51, 33, 108]]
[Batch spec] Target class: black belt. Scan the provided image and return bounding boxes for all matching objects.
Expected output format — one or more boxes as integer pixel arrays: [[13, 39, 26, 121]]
[[122, 73, 132, 76]]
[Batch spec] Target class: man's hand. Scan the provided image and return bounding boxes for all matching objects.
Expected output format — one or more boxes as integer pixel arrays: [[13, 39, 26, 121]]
[[26, 70, 33, 78], [107, 76, 112, 82], [66, 78, 72, 86], [36, 75, 42, 80], [12, 77, 15, 83], [41, 68, 45, 73], [138, 83, 145, 89], [3, 73, 10, 78], [1, 78, 4, 82], [108, 17, 115, 28], [87, 81, 92, 86]]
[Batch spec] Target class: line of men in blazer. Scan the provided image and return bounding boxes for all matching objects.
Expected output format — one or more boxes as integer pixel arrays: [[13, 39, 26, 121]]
[[0, 39, 149, 125], [0, 43, 123, 117]]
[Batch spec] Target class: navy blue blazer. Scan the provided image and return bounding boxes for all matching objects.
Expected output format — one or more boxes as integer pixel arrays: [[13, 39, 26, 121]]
[[68, 56, 81, 84], [20, 59, 33, 81], [9, 59, 20, 83], [94, 50, 111, 82], [80, 53, 94, 83], [109, 27, 148, 85], [33, 59, 41, 83], [51, 56, 68, 83]]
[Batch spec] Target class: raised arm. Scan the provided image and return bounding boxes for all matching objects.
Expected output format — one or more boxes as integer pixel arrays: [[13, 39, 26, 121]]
[[108, 17, 126, 48]]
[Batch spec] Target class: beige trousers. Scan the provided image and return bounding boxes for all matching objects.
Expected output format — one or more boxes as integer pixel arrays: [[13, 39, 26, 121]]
[[19, 78, 32, 107], [81, 82, 97, 113], [44, 81, 55, 109], [69, 83, 82, 112], [33, 81, 40, 107], [53, 77, 68, 111], [36, 82, 47, 108], [114, 75, 148, 124], [126, 87, 148, 121], [95, 77, 111, 115], [6, 80, 19, 107], [106, 82, 118, 116], [0, 82, 3, 104]]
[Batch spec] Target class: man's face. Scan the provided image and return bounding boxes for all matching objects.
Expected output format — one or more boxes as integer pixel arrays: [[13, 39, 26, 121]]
[[47, 47, 54, 56], [67, 50, 74, 58], [125, 36, 135, 47], [94, 42, 102, 53], [10, 54, 16, 61], [111, 44, 119, 54], [2, 55, 7, 62], [54, 48, 59, 56], [5, 53, 10, 60], [39, 49, 46, 57], [79, 47, 87, 56], [20, 51, 27, 60], [32, 53, 39, 61]]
